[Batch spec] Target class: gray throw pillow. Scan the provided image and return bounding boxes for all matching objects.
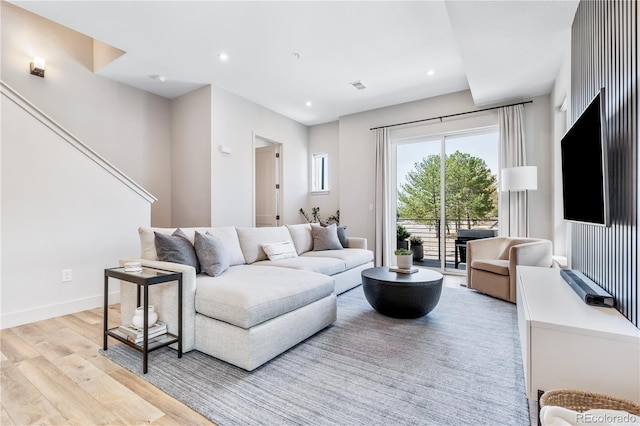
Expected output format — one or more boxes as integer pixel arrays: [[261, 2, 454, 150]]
[[154, 229, 201, 274], [194, 231, 230, 277], [337, 225, 348, 248], [311, 223, 343, 251]]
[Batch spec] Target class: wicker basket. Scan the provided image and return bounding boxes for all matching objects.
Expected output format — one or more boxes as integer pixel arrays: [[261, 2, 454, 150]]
[[540, 389, 640, 416]]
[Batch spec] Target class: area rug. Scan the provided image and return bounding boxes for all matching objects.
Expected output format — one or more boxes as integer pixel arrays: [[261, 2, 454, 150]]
[[101, 286, 530, 425]]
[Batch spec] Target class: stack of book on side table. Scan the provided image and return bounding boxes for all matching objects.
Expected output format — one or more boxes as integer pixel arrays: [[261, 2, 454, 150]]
[[117, 321, 167, 344], [389, 266, 418, 274]]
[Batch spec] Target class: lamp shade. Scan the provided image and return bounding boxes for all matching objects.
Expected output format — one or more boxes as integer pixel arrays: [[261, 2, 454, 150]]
[[501, 166, 537, 192]]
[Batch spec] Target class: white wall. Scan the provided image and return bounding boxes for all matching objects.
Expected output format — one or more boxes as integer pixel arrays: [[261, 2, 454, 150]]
[[551, 41, 572, 258], [335, 90, 553, 249], [0, 3, 172, 328], [210, 86, 309, 226], [308, 121, 340, 222], [171, 86, 212, 227], [1, 2, 172, 226], [1, 93, 150, 328]]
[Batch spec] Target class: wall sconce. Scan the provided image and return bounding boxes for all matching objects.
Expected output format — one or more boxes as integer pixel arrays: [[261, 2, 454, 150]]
[[30, 57, 45, 78]]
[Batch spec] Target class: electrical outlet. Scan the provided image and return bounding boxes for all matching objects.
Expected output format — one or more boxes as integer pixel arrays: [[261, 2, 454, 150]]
[[62, 269, 72, 282]]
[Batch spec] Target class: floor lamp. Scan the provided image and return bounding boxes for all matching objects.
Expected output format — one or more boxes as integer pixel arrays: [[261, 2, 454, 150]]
[[501, 166, 538, 237]]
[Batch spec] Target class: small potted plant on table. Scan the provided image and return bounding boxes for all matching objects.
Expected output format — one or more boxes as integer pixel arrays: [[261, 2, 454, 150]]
[[410, 236, 424, 261], [394, 248, 413, 269]]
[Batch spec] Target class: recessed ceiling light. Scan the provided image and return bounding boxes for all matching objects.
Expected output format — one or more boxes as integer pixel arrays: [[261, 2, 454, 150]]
[[218, 52, 229, 62], [306, 101, 312, 107], [426, 70, 435, 77]]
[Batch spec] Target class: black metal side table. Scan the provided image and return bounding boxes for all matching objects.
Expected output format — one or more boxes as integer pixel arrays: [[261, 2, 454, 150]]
[[103, 266, 182, 373]]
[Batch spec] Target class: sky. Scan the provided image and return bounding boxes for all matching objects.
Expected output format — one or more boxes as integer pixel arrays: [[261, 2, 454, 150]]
[[396, 131, 499, 189]]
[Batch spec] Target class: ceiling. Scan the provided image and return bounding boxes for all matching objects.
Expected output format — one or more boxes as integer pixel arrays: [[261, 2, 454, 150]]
[[11, 1, 579, 126]]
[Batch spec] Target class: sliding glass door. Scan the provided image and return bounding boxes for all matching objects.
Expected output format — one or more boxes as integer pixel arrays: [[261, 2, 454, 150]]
[[396, 128, 499, 273]]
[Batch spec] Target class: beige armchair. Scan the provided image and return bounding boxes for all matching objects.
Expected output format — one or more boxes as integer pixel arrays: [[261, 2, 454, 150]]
[[466, 237, 553, 303]]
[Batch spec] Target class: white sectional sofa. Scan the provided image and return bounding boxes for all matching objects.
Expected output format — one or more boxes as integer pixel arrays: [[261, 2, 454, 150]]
[[119, 223, 374, 371]]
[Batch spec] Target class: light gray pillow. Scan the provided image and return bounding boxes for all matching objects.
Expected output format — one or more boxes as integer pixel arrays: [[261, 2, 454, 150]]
[[311, 223, 343, 251], [154, 228, 201, 274], [194, 231, 229, 277]]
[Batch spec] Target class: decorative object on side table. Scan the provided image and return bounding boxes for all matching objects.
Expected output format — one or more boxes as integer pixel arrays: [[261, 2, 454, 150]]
[[394, 248, 413, 269], [118, 321, 168, 344], [132, 305, 158, 329], [409, 236, 423, 260], [124, 261, 142, 272]]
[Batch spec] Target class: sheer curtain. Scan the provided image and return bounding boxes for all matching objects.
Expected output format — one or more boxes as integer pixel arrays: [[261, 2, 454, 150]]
[[374, 128, 394, 266], [499, 104, 527, 237]]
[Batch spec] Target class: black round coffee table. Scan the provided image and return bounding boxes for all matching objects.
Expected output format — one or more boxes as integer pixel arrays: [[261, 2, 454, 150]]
[[361, 267, 443, 318]]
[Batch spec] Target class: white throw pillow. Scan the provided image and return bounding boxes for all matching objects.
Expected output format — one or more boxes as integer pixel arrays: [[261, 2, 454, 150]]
[[286, 223, 313, 254], [262, 241, 298, 261], [237, 226, 293, 263]]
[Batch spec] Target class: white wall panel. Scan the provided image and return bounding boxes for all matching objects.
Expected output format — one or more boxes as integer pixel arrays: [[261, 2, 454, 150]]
[[1, 95, 150, 328]]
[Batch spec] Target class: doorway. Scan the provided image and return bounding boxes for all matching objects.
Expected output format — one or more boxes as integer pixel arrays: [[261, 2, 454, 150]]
[[254, 136, 282, 227], [395, 128, 499, 274]]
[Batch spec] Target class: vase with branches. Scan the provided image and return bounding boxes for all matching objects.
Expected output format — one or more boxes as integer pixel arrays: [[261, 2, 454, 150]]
[[299, 207, 340, 225]]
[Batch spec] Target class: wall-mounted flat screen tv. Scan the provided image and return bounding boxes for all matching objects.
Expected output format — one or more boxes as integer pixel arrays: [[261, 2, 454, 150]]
[[560, 88, 610, 226]]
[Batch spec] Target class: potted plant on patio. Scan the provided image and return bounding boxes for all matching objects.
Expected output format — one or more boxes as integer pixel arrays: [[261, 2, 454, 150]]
[[394, 248, 413, 269], [396, 224, 411, 250], [410, 236, 424, 261]]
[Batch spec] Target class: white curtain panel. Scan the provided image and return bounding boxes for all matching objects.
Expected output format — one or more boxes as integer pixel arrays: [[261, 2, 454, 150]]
[[374, 128, 394, 266], [499, 105, 527, 237]]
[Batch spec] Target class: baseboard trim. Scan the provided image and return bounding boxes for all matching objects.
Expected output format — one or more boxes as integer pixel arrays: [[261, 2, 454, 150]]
[[0, 291, 120, 330]]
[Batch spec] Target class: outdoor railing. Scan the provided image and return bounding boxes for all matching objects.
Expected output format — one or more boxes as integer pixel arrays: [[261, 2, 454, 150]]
[[397, 217, 498, 265]]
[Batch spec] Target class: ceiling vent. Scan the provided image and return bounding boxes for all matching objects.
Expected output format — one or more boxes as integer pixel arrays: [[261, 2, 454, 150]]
[[350, 80, 367, 90]]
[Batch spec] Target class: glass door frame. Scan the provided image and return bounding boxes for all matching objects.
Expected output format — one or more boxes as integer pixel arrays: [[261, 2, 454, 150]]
[[391, 125, 499, 274]]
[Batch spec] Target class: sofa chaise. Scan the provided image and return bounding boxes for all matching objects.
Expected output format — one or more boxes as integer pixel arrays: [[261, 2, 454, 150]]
[[119, 223, 374, 370]]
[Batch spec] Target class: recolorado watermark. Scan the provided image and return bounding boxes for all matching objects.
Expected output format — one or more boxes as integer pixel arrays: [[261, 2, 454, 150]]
[[576, 412, 638, 424]]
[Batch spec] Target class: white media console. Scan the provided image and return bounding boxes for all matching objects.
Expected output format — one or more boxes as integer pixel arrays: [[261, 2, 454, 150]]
[[516, 266, 640, 404]]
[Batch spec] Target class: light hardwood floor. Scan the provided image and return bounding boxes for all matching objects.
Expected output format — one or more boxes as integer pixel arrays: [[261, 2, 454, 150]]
[[1, 274, 466, 425], [1, 304, 213, 425]]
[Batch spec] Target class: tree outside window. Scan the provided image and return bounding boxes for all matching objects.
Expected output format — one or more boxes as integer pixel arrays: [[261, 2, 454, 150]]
[[397, 151, 497, 229]]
